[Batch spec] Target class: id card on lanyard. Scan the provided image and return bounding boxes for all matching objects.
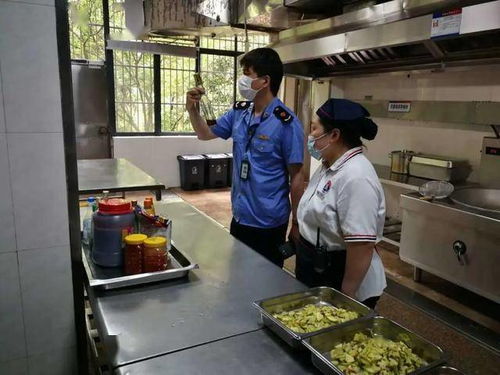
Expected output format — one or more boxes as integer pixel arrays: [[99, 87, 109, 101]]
[[240, 111, 264, 181], [240, 160, 250, 180]]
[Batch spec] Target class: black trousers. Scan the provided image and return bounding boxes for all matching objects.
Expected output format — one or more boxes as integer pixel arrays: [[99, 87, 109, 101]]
[[230, 218, 288, 268], [295, 236, 380, 309]]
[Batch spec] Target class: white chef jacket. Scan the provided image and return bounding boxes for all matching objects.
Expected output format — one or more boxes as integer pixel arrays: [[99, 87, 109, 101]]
[[297, 146, 387, 301]]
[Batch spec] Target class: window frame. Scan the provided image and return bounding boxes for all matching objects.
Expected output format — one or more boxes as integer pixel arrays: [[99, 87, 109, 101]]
[[110, 45, 243, 136], [96, 0, 265, 136]]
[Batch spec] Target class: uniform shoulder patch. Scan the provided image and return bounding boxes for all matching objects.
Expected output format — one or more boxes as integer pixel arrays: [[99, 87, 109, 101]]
[[273, 106, 293, 124], [233, 101, 251, 110]]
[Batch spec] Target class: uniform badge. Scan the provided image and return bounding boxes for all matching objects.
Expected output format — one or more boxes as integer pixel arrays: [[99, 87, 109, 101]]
[[257, 134, 270, 140], [273, 106, 292, 124], [322, 180, 332, 194], [233, 101, 251, 110]]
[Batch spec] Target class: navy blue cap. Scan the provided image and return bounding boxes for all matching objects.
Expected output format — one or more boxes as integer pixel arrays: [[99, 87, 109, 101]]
[[316, 98, 378, 140], [316, 98, 369, 122]]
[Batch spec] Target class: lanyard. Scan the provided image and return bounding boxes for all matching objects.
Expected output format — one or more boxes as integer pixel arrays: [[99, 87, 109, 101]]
[[244, 104, 270, 153]]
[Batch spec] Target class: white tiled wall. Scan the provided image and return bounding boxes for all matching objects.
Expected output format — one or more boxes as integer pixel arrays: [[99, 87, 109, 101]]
[[113, 136, 233, 188], [327, 65, 500, 182], [0, 1, 62, 134], [0, 1, 76, 374]]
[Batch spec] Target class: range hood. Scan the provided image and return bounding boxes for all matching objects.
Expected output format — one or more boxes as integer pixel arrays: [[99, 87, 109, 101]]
[[272, 0, 500, 79], [124, 0, 346, 39]]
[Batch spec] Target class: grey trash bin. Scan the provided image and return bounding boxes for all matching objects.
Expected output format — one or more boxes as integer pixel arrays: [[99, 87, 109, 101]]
[[177, 154, 206, 191], [204, 153, 230, 188]]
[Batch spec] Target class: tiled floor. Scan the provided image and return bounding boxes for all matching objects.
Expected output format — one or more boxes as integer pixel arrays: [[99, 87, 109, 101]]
[[122, 188, 499, 373]]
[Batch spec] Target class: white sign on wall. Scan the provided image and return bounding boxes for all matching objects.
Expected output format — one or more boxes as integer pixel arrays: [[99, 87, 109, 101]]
[[431, 9, 462, 38], [388, 101, 412, 113]]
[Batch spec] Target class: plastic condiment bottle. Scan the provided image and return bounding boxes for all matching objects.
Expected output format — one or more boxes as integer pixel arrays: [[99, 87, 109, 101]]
[[82, 197, 95, 246], [92, 199, 135, 267], [102, 190, 110, 201], [143, 197, 155, 216], [124, 234, 148, 275], [143, 237, 167, 272]]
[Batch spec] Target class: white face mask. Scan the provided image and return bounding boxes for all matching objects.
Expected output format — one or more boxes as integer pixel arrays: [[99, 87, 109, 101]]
[[237, 75, 263, 101]]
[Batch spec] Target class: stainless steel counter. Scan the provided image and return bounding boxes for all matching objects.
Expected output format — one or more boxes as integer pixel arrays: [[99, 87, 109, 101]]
[[373, 164, 431, 191], [114, 329, 319, 374], [78, 158, 165, 200], [86, 201, 307, 369], [373, 164, 476, 191]]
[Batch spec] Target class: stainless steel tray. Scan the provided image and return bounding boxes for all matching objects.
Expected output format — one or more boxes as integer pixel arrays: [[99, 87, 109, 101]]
[[303, 316, 445, 375], [425, 366, 464, 374], [253, 287, 374, 348], [82, 243, 198, 290]]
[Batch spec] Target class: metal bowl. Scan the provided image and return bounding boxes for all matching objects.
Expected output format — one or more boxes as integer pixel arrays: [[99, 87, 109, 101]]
[[419, 180, 454, 199], [451, 188, 500, 213]]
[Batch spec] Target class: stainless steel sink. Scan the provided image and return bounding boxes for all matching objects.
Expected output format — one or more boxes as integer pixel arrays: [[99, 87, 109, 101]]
[[451, 188, 500, 213]]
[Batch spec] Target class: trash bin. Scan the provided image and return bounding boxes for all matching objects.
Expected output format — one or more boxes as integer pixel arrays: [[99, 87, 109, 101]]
[[225, 152, 233, 187], [204, 153, 229, 188], [177, 154, 206, 191]]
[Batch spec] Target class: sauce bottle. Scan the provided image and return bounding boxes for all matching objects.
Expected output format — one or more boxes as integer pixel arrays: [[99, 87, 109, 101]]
[[124, 234, 148, 275], [144, 197, 155, 216], [193, 73, 216, 125], [143, 237, 168, 272]]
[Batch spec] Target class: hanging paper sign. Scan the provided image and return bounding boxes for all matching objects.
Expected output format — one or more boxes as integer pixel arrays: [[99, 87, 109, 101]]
[[431, 9, 462, 38]]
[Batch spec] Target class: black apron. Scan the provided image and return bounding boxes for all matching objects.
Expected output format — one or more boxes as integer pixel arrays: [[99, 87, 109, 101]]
[[295, 233, 347, 290], [294, 233, 381, 309]]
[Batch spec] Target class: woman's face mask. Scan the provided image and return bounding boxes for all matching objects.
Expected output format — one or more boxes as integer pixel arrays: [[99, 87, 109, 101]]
[[237, 75, 264, 101], [307, 133, 330, 160]]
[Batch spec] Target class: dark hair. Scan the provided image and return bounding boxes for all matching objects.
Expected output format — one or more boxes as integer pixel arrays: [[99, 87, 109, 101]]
[[240, 48, 284, 96], [319, 118, 378, 149]]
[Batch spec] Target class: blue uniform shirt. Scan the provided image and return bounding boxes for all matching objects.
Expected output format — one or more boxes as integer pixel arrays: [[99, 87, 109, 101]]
[[211, 97, 304, 228]]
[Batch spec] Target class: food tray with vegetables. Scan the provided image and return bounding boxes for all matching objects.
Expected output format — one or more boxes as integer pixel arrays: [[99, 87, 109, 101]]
[[303, 316, 444, 375], [253, 287, 374, 348]]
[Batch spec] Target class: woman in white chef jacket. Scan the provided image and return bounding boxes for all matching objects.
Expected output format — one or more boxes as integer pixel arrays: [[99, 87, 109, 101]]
[[296, 98, 386, 309]]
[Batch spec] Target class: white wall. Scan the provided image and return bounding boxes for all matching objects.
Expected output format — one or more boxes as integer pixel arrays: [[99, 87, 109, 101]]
[[328, 65, 500, 182], [0, 1, 76, 373], [360, 119, 491, 182], [113, 136, 233, 188]]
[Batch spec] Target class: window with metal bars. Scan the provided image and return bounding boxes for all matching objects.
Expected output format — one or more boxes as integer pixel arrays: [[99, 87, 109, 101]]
[[68, 0, 270, 135], [114, 51, 155, 133], [68, 0, 105, 61], [200, 53, 235, 119], [160, 55, 196, 133]]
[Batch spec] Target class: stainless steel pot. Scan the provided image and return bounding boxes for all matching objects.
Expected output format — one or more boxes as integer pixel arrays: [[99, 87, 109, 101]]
[[389, 150, 415, 174]]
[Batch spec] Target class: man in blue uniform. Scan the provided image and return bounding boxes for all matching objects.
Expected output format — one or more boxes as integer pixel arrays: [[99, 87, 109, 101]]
[[186, 48, 305, 267]]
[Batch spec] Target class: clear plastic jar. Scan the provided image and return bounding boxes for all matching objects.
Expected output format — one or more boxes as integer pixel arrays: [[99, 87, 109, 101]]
[[124, 234, 148, 275], [143, 237, 168, 272]]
